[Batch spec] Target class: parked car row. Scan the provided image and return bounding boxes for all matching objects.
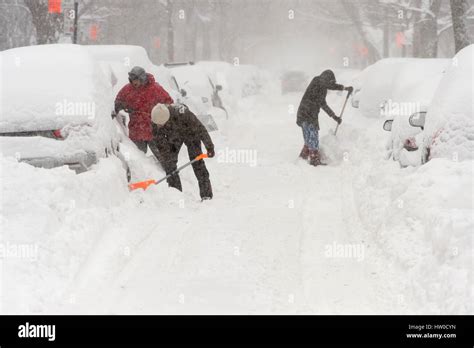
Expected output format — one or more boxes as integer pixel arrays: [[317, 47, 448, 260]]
[[352, 46, 472, 167], [0, 44, 231, 179]]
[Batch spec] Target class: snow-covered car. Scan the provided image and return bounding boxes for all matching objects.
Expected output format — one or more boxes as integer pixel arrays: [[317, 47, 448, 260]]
[[166, 62, 227, 127], [353, 58, 431, 118], [86, 45, 179, 99], [280, 70, 308, 94], [380, 58, 449, 166], [410, 45, 473, 165], [0, 44, 131, 180]]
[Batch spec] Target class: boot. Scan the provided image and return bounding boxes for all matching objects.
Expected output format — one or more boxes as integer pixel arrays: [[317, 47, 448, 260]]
[[299, 145, 310, 160], [199, 180, 213, 200], [309, 149, 324, 166]]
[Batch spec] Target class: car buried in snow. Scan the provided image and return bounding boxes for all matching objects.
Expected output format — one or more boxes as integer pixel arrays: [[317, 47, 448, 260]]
[[380, 58, 449, 167], [165, 62, 228, 127], [411, 45, 474, 165], [0, 44, 131, 180], [280, 70, 308, 94]]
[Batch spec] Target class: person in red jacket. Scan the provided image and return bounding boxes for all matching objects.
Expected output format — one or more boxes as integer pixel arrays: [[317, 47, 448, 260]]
[[114, 66, 174, 154]]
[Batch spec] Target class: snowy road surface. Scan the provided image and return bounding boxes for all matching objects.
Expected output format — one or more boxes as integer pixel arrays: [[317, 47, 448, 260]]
[[1, 88, 471, 314]]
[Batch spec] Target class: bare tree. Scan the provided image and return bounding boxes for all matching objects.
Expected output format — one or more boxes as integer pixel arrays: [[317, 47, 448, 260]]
[[23, 0, 63, 44], [450, 0, 472, 53], [166, 0, 174, 61]]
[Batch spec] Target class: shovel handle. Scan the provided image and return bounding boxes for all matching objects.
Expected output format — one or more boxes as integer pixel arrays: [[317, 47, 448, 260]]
[[334, 90, 352, 136], [128, 153, 210, 191]]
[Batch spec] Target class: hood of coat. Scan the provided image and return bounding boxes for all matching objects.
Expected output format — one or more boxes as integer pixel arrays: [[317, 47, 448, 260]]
[[319, 69, 336, 86]]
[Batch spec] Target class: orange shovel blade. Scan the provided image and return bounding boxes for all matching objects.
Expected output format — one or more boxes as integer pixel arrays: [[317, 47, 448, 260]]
[[128, 179, 157, 191]]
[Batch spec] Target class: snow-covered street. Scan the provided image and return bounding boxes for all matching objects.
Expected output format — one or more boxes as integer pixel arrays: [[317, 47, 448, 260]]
[[2, 82, 470, 315]]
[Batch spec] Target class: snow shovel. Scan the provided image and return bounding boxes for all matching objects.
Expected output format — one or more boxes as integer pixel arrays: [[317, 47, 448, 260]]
[[128, 153, 209, 191], [333, 90, 352, 136]]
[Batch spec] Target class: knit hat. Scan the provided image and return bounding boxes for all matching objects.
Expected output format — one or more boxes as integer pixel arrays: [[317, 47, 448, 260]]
[[151, 104, 170, 125]]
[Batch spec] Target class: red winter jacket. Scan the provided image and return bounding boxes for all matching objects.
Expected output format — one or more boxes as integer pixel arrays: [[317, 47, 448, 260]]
[[115, 73, 174, 141]]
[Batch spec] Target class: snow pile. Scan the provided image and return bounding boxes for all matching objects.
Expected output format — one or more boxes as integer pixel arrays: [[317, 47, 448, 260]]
[[423, 45, 474, 161], [345, 114, 473, 313], [0, 154, 129, 313], [0, 44, 118, 159], [171, 65, 214, 99], [0, 44, 112, 133], [386, 59, 449, 163], [355, 58, 424, 118], [197, 61, 277, 114]]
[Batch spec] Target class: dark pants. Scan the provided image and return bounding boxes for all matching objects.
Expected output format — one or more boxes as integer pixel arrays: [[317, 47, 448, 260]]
[[153, 139, 213, 199]]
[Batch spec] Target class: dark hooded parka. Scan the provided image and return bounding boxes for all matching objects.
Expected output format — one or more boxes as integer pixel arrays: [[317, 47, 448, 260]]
[[296, 70, 344, 129]]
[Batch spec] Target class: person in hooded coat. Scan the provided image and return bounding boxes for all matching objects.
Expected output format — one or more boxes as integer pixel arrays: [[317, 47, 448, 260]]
[[296, 69, 353, 166], [114, 66, 174, 155]]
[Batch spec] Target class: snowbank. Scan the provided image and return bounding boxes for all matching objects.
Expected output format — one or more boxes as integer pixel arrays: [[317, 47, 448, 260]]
[[0, 44, 112, 133], [423, 45, 474, 161], [0, 44, 118, 159], [355, 58, 443, 119], [0, 154, 129, 313], [386, 59, 449, 163], [342, 112, 473, 313]]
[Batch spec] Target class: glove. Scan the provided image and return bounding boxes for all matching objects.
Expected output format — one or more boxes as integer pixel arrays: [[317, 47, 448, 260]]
[[344, 86, 354, 94], [207, 148, 215, 158], [333, 116, 342, 125]]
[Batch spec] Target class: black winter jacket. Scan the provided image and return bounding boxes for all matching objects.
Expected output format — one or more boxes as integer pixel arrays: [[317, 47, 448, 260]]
[[296, 70, 344, 129], [153, 104, 214, 152]]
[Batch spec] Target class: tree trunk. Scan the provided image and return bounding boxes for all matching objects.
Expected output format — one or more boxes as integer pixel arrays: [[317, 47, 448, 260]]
[[413, 0, 442, 58], [340, 0, 380, 64], [201, 22, 211, 60], [24, 0, 62, 44], [450, 0, 472, 53], [166, 0, 174, 62], [383, 7, 390, 58]]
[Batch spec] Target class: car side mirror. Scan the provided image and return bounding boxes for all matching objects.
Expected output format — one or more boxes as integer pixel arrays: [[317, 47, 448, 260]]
[[180, 88, 187, 97], [409, 112, 426, 129], [383, 119, 393, 132], [216, 85, 223, 91]]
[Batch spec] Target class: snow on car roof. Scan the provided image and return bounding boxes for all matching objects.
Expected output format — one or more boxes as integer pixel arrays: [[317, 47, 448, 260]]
[[0, 44, 113, 133], [86, 45, 154, 70], [86, 45, 177, 98], [168, 65, 214, 98]]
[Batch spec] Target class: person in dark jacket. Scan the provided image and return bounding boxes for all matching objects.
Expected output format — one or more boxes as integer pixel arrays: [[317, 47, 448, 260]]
[[150, 103, 215, 200], [296, 70, 353, 166], [114, 66, 174, 155]]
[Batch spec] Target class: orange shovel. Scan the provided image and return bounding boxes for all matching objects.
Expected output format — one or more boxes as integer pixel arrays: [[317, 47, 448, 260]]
[[129, 153, 209, 191]]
